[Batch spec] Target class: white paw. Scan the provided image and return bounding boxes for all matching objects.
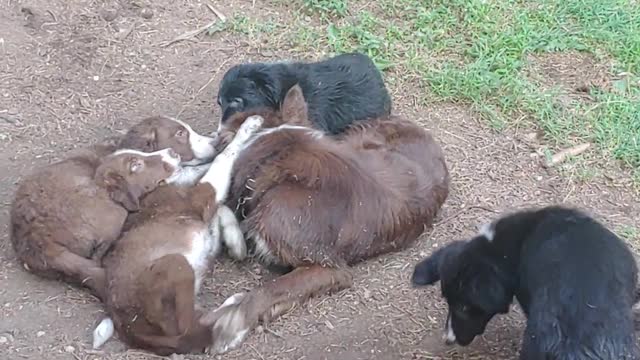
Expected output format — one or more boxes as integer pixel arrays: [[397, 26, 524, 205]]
[[203, 293, 251, 354], [92, 317, 114, 349], [237, 115, 264, 139], [218, 206, 247, 260], [218, 292, 246, 309]]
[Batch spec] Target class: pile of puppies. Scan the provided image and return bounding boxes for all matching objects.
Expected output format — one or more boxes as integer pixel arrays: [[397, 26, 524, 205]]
[[9, 52, 640, 359]]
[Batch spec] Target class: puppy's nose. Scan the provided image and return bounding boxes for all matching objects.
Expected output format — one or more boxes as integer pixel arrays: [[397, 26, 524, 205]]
[[168, 148, 178, 158]]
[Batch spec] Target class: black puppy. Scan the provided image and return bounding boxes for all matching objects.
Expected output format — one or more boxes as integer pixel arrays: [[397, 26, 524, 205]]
[[216, 52, 392, 134], [412, 206, 639, 360]]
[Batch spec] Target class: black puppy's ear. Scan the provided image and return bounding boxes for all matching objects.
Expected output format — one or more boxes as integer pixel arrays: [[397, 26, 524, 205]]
[[470, 268, 513, 314], [411, 241, 467, 286], [412, 256, 441, 286], [101, 171, 144, 212], [249, 67, 279, 107], [281, 84, 309, 125]]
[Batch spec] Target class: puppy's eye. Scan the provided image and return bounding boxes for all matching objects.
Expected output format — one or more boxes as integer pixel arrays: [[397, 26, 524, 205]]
[[175, 129, 187, 137], [232, 97, 244, 107], [129, 158, 144, 173]]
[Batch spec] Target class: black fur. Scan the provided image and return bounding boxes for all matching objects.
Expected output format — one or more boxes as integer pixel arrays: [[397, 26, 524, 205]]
[[216, 52, 392, 134], [412, 206, 639, 360]]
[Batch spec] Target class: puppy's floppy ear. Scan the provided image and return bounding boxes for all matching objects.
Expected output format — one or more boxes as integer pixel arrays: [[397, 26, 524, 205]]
[[281, 84, 309, 125], [411, 240, 467, 286], [469, 267, 513, 314], [99, 170, 144, 212], [248, 67, 279, 107]]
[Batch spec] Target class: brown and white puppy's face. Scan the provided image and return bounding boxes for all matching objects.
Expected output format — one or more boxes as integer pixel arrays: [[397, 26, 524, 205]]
[[211, 84, 313, 153], [119, 116, 216, 166], [94, 148, 181, 211]]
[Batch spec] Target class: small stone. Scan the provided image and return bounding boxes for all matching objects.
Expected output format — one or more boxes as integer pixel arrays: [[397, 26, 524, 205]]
[[140, 8, 153, 19], [93, 75, 99, 81], [64, 345, 75, 353], [36, 331, 45, 337], [255, 325, 264, 334], [363, 289, 372, 300], [0, 336, 7, 344], [100, 8, 118, 22]]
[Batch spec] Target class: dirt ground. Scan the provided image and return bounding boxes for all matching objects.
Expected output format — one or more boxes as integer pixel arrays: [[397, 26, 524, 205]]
[[1, 1, 639, 360]]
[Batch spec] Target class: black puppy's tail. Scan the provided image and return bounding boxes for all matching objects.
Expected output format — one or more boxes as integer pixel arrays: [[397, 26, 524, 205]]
[[411, 241, 466, 286]]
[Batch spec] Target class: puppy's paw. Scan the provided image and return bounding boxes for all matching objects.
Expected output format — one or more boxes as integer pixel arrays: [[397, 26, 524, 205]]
[[238, 115, 264, 138], [202, 292, 254, 354]]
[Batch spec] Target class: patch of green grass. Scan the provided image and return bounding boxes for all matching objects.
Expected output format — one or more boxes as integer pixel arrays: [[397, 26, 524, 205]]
[[208, 0, 640, 178], [305, 0, 640, 174], [618, 225, 639, 242]]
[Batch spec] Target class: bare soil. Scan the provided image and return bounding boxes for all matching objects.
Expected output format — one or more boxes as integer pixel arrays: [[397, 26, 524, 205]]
[[1, 1, 639, 360]]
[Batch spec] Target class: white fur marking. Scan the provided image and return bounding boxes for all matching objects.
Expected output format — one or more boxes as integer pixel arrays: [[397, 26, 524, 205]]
[[242, 124, 323, 152], [478, 222, 495, 241], [92, 317, 114, 349], [166, 163, 212, 187], [444, 314, 456, 344], [183, 227, 221, 294], [217, 329, 249, 354], [170, 118, 216, 165], [218, 205, 246, 260], [216, 292, 245, 311], [200, 116, 264, 203]]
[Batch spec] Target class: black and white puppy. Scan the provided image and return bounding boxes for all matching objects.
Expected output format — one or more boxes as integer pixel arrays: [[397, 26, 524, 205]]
[[216, 52, 392, 135], [412, 206, 639, 360]]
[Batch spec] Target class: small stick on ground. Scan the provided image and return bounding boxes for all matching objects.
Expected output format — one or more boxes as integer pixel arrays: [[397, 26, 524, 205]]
[[206, 3, 227, 21], [543, 143, 591, 168], [159, 20, 218, 47]]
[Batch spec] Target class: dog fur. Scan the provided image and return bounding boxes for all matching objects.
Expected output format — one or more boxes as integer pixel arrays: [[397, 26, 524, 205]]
[[216, 52, 391, 135], [412, 205, 639, 360], [91, 116, 264, 355], [198, 85, 449, 354], [10, 147, 182, 301]]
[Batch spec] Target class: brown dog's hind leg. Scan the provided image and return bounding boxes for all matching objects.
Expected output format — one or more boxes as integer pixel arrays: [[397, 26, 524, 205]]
[[45, 246, 107, 300], [200, 265, 353, 354]]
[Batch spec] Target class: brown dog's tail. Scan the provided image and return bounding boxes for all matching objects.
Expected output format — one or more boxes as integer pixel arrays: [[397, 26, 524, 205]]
[[134, 254, 213, 355]]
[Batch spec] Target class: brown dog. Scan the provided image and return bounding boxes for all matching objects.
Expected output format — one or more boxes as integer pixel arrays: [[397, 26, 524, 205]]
[[10, 147, 182, 300], [200, 84, 450, 354], [91, 116, 264, 355]]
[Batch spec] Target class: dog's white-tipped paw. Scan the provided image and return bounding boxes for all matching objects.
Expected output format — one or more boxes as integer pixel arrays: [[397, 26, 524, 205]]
[[202, 292, 252, 354], [92, 317, 114, 349], [239, 115, 264, 137]]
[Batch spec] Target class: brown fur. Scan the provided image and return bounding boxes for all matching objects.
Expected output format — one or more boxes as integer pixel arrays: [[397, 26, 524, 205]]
[[119, 115, 214, 165], [102, 182, 219, 355], [10, 147, 180, 300], [200, 85, 450, 354]]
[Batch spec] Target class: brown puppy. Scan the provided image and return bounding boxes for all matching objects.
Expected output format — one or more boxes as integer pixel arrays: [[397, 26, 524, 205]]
[[10, 147, 182, 300], [200, 85, 450, 354], [119, 116, 220, 186], [91, 116, 264, 355]]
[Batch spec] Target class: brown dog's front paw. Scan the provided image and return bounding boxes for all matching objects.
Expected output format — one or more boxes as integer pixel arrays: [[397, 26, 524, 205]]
[[201, 293, 253, 354]]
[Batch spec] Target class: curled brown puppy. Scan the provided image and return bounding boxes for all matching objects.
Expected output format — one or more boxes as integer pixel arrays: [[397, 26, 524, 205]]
[[10, 147, 182, 300], [91, 116, 264, 355]]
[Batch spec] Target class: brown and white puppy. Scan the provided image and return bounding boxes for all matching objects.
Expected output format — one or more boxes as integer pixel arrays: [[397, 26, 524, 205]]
[[119, 116, 217, 167], [91, 116, 264, 356], [116, 115, 247, 258], [10, 147, 182, 301], [199, 85, 450, 354]]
